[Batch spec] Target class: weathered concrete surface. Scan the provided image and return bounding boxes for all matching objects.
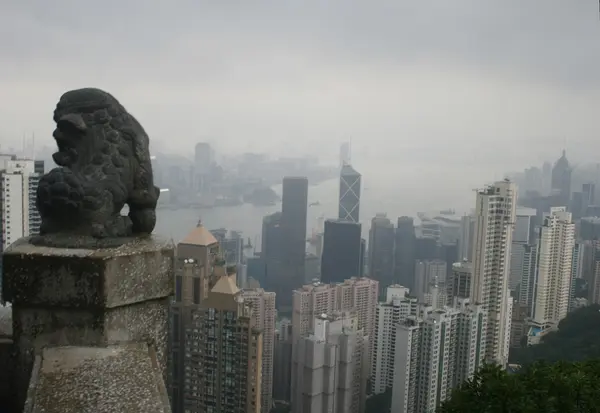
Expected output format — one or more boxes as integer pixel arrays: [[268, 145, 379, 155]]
[[0, 305, 14, 412], [24, 343, 171, 413], [2, 236, 174, 412]]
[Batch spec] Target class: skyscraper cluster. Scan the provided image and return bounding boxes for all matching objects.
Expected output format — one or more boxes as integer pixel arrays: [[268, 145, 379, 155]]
[[166, 147, 600, 413]]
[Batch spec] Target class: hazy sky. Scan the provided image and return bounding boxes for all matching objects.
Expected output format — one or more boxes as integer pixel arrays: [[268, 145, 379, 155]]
[[2, 0, 600, 182]]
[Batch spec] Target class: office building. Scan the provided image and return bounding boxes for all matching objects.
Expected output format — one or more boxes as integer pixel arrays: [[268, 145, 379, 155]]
[[529, 207, 575, 343], [340, 142, 351, 169], [579, 217, 600, 241], [458, 214, 475, 261], [291, 312, 368, 413], [193, 142, 214, 194], [551, 150, 571, 208], [509, 207, 537, 291], [517, 244, 538, 316], [470, 180, 517, 366], [211, 228, 244, 265], [418, 210, 462, 245], [371, 286, 418, 395], [570, 242, 584, 312], [447, 261, 472, 303], [273, 319, 293, 402], [368, 214, 396, 298], [360, 238, 367, 277], [321, 219, 362, 284], [414, 260, 446, 303], [280, 176, 309, 310], [423, 278, 446, 309], [339, 164, 361, 223], [304, 253, 320, 284], [242, 289, 276, 413], [391, 299, 487, 413], [510, 303, 530, 348], [261, 212, 283, 293], [394, 217, 416, 290], [0, 157, 43, 251]]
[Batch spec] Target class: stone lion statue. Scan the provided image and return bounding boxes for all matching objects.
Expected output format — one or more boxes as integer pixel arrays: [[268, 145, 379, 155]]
[[35, 88, 160, 242]]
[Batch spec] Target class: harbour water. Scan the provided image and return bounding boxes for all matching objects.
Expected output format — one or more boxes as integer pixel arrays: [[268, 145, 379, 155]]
[[154, 171, 476, 251]]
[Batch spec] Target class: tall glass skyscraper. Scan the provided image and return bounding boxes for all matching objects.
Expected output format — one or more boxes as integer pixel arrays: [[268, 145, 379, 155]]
[[339, 164, 361, 223]]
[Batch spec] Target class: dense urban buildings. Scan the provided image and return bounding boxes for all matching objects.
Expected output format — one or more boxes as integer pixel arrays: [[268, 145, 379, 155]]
[[0, 156, 44, 251], [291, 277, 378, 345], [371, 285, 418, 395], [470, 180, 517, 366], [290, 277, 377, 412], [338, 164, 361, 223], [391, 299, 487, 413], [19, 138, 600, 412], [170, 224, 265, 413], [291, 311, 368, 413], [414, 260, 447, 303], [447, 261, 472, 302]]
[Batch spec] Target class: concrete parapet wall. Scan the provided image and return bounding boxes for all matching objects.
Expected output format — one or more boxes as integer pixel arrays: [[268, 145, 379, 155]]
[[2, 236, 175, 412], [24, 343, 171, 413]]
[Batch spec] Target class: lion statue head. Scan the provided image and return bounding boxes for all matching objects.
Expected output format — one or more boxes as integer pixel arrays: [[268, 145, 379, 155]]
[[35, 88, 160, 243]]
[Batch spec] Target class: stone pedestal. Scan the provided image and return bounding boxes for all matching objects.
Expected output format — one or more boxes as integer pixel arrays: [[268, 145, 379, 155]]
[[2, 236, 175, 411]]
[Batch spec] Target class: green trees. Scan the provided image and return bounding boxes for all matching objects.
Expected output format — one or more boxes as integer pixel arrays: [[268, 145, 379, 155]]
[[441, 305, 600, 412], [509, 305, 600, 365], [439, 360, 600, 412]]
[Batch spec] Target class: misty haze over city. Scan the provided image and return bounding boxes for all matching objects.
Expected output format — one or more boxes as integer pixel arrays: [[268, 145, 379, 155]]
[[4, 2, 600, 413], [2, 2, 600, 198]]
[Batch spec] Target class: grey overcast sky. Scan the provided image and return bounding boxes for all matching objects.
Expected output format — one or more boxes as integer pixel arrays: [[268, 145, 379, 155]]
[[1, 0, 600, 176]]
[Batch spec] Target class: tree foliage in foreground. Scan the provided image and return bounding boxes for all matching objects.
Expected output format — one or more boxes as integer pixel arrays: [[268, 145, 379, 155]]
[[439, 360, 600, 413]]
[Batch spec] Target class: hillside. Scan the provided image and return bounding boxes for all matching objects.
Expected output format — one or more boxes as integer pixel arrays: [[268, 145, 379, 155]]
[[509, 304, 600, 365]]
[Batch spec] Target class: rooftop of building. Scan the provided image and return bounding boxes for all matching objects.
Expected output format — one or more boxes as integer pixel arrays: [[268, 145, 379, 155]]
[[516, 206, 537, 216], [452, 260, 472, 270], [295, 277, 377, 292], [211, 273, 240, 295], [179, 224, 218, 246], [340, 163, 360, 177]]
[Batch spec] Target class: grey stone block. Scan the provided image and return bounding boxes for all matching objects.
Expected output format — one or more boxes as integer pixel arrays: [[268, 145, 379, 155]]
[[2, 236, 174, 412], [24, 343, 171, 413]]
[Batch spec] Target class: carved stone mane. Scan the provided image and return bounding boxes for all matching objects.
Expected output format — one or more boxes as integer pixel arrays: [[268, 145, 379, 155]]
[[32, 88, 159, 247]]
